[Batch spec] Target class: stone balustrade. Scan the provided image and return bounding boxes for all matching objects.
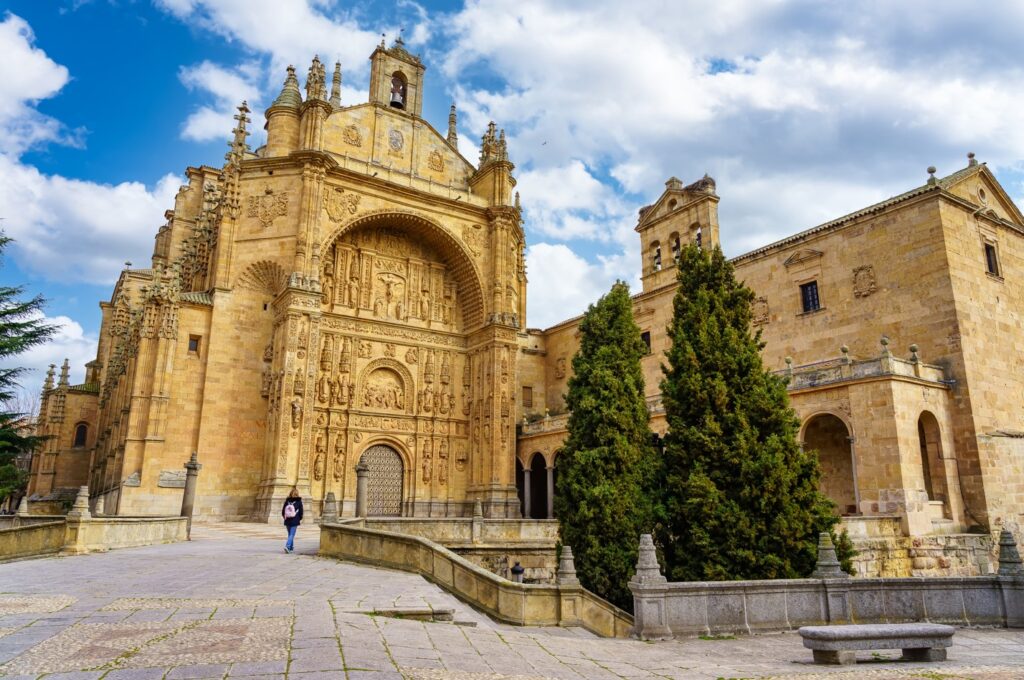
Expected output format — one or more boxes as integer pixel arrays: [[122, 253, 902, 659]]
[[630, 531, 1024, 640], [0, 487, 187, 562], [779, 340, 948, 391], [319, 520, 633, 638]]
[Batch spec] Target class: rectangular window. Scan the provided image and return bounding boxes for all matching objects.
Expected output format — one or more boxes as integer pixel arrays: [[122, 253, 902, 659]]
[[640, 331, 652, 354], [522, 386, 533, 408], [800, 281, 821, 313], [985, 243, 1000, 276], [188, 335, 201, 354]]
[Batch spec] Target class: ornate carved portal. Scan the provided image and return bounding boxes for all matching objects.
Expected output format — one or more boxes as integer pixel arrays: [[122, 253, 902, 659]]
[[361, 444, 404, 516]]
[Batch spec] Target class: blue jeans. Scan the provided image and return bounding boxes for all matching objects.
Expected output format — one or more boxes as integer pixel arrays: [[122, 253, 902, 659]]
[[285, 524, 297, 551]]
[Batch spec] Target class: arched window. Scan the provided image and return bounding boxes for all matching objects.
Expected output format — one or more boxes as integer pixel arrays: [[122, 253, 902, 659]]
[[651, 242, 662, 272], [390, 72, 407, 109], [72, 423, 88, 449], [670, 232, 681, 263]]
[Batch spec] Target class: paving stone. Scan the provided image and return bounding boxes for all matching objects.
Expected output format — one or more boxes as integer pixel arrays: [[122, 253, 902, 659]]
[[165, 664, 230, 679]]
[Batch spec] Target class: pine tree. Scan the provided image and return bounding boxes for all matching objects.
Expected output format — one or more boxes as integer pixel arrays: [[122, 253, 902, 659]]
[[0, 235, 57, 503], [554, 281, 658, 610], [656, 244, 841, 581]]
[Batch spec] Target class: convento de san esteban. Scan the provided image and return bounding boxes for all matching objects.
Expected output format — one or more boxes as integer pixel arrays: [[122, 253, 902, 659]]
[[26, 40, 1024, 577]]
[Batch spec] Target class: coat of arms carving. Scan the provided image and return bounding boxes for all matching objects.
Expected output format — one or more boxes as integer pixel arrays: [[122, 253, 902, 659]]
[[343, 124, 362, 147], [427, 150, 444, 172], [388, 129, 404, 152], [752, 296, 770, 325], [322, 187, 361, 222], [247, 187, 288, 229], [853, 265, 877, 298]]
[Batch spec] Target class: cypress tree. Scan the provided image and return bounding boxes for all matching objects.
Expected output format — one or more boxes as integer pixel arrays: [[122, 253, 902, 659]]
[[656, 244, 841, 581], [554, 281, 658, 610], [0, 235, 57, 504]]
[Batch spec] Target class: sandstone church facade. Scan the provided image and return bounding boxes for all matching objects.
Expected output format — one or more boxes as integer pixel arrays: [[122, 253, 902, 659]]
[[28, 43, 1024, 556]]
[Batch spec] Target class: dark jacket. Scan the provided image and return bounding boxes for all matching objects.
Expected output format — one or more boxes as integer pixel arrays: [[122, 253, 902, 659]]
[[282, 497, 303, 527]]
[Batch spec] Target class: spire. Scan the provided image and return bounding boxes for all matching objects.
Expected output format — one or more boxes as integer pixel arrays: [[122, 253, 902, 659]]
[[271, 66, 302, 109], [447, 103, 458, 148], [225, 101, 250, 166], [305, 55, 327, 101], [43, 364, 55, 392], [515, 191, 521, 211], [58, 358, 70, 388], [329, 61, 342, 108]]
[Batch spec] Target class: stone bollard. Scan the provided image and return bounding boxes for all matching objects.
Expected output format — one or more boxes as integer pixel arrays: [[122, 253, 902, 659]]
[[811, 532, 849, 579], [355, 463, 369, 518], [67, 486, 91, 520], [629, 534, 673, 640], [15, 496, 28, 517], [557, 546, 580, 585], [632, 534, 667, 585], [94, 494, 105, 516], [998, 528, 1024, 577], [180, 452, 202, 540], [322, 492, 339, 524]]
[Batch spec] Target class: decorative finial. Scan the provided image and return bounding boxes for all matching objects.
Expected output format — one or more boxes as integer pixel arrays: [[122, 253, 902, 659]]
[[927, 166, 938, 185], [124, 261, 132, 270], [305, 55, 327, 101], [515, 191, 521, 211], [811, 532, 849, 579], [271, 66, 302, 109], [43, 364, 55, 392], [329, 61, 342, 108], [909, 343, 920, 363], [446, 103, 458, 147], [968, 152, 978, 167], [58, 358, 70, 387], [225, 100, 251, 166], [380, 33, 386, 48], [396, 28, 405, 45]]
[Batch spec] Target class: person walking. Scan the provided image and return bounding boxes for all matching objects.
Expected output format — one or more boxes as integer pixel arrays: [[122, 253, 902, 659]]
[[282, 486, 303, 553]]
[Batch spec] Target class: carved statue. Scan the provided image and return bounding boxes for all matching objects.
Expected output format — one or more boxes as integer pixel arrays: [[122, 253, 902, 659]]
[[331, 374, 345, 406], [322, 273, 334, 306], [297, 317, 308, 349], [419, 290, 430, 319], [395, 300, 405, 319], [420, 385, 433, 414], [290, 397, 303, 429], [348, 277, 359, 306], [422, 440, 432, 482], [373, 297, 385, 317], [313, 453, 325, 481], [261, 366, 271, 398], [333, 438, 345, 481], [406, 348, 418, 364], [317, 375, 328, 404]]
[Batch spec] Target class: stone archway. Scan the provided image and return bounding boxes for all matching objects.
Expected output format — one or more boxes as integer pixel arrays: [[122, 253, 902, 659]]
[[803, 413, 858, 515], [918, 411, 949, 507], [359, 444, 404, 516], [528, 453, 547, 520]]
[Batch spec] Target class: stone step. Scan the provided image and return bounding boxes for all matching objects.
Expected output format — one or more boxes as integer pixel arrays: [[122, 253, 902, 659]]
[[931, 518, 957, 535]]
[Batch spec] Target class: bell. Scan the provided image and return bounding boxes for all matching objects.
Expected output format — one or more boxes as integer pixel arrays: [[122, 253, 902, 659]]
[[390, 91, 404, 109]]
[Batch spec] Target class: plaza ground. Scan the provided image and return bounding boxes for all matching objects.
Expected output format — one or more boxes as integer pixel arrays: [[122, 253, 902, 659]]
[[1, 524, 1024, 679]]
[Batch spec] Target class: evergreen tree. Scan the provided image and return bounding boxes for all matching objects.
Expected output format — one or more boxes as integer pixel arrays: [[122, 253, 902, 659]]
[[554, 281, 658, 610], [656, 244, 841, 581], [0, 235, 57, 503]]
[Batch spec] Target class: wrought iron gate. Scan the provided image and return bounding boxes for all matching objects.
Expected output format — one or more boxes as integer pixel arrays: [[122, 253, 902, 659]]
[[360, 445, 404, 516]]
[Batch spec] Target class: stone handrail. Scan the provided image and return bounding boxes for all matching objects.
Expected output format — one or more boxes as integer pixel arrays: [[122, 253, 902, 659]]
[[319, 521, 633, 638]]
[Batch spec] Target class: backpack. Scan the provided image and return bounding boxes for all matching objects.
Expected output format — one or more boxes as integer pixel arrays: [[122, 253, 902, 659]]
[[284, 501, 297, 519]]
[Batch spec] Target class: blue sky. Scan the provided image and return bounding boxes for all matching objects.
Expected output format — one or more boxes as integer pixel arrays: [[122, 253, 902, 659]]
[[2, 0, 1024, 397]]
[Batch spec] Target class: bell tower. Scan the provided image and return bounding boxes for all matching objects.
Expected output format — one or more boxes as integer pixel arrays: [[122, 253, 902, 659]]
[[368, 36, 426, 116]]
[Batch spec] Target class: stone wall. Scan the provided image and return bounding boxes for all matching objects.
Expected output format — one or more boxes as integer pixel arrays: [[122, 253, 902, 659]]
[[0, 513, 187, 562], [0, 521, 66, 562], [319, 521, 633, 637]]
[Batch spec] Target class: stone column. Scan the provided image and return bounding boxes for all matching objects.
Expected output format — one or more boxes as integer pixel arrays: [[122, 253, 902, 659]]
[[355, 463, 369, 518], [522, 468, 531, 519], [546, 466, 554, 519], [94, 494, 105, 517], [180, 452, 202, 540]]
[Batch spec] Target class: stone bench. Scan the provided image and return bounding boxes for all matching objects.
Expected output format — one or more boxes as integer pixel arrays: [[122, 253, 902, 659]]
[[798, 623, 955, 665]]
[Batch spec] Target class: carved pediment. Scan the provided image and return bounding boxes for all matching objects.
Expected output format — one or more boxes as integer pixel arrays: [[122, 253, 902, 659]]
[[784, 249, 824, 267]]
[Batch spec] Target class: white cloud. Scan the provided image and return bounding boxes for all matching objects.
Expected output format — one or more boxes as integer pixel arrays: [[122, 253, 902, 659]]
[[525, 243, 637, 329], [443, 0, 1024, 262], [15, 314, 99, 401], [0, 14, 183, 286], [0, 13, 78, 154], [0, 155, 182, 284], [179, 60, 263, 142]]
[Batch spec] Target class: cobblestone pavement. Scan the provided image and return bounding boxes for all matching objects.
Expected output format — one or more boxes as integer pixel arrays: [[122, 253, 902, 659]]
[[1, 522, 1024, 679]]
